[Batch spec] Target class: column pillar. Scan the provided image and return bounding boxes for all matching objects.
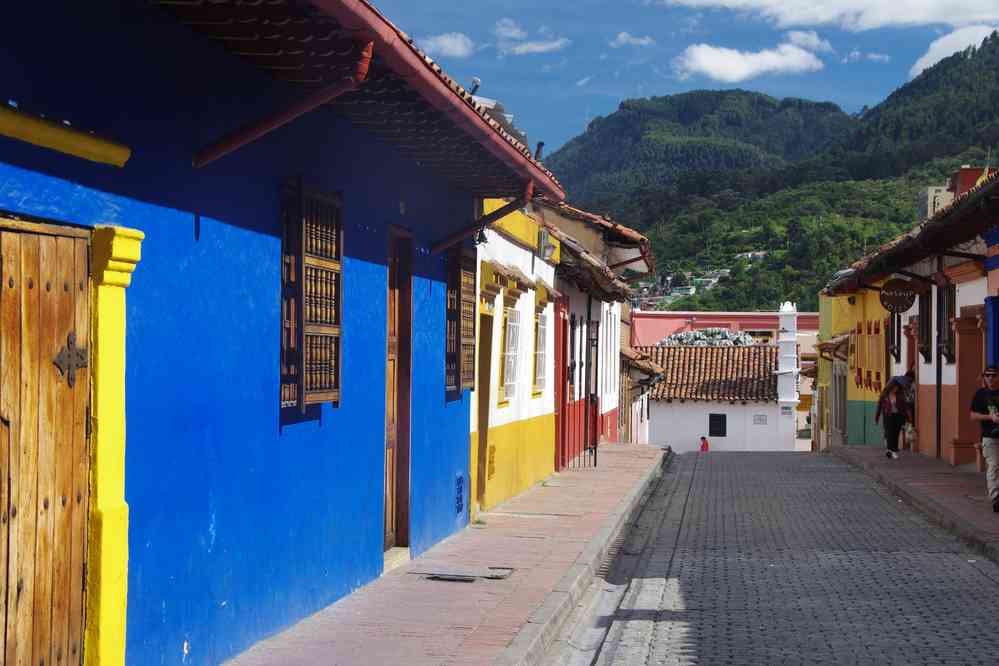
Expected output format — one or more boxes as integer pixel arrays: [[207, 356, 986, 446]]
[[85, 225, 143, 666]]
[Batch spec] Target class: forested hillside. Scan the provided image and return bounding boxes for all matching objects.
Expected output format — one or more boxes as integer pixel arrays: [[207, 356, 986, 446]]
[[546, 90, 858, 221], [545, 31, 999, 311]]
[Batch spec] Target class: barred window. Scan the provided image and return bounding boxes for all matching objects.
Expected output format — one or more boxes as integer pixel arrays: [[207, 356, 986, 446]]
[[281, 181, 342, 410], [941, 284, 956, 364], [446, 253, 477, 393], [502, 307, 520, 401], [918, 291, 932, 361], [534, 311, 547, 392]]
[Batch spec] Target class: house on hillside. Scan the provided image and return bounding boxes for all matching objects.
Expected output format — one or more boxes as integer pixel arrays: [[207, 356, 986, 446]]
[[0, 2, 563, 663], [641, 303, 801, 452]]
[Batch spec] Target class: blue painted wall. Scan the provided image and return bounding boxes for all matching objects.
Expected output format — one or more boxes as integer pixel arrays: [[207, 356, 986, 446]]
[[0, 3, 471, 663]]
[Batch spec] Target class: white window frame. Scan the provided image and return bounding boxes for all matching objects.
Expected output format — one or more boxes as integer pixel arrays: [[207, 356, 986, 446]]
[[503, 307, 520, 401], [534, 311, 547, 392]]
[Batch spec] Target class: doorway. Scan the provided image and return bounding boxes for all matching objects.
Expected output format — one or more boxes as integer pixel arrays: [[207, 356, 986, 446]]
[[385, 230, 412, 552], [475, 313, 494, 511], [0, 221, 91, 664]]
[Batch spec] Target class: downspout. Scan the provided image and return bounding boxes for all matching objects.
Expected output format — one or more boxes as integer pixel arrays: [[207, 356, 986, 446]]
[[585, 295, 593, 463], [936, 256, 944, 459]]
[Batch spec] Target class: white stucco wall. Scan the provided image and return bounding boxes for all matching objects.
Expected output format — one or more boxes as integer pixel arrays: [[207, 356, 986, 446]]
[[896, 270, 987, 387], [470, 229, 556, 433], [560, 285, 620, 415], [649, 401, 795, 452]]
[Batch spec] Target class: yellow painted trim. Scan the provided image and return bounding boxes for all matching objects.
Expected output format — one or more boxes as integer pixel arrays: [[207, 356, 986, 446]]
[[484, 198, 561, 263], [85, 225, 143, 666], [0, 106, 131, 168]]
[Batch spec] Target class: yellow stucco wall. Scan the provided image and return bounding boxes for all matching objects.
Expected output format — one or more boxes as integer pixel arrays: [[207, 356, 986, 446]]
[[484, 198, 561, 263], [469, 412, 555, 514]]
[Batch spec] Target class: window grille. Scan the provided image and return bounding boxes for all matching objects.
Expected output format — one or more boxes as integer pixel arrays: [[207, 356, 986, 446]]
[[941, 284, 956, 363], [502, 308, 520, 400], [281, 181, 342, 410], [446, 252, 478, 393], [918, 291, 932, 361]]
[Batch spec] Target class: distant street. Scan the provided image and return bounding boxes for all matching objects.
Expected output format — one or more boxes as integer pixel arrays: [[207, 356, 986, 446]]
[[552, 453, 999, 665]]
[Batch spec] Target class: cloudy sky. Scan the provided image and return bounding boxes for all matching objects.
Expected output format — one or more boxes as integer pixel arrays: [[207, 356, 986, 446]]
[[372, 1, 999, 151]]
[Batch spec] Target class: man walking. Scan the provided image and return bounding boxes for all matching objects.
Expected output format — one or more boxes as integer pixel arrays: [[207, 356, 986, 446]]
[[970, 366, 999, 512]]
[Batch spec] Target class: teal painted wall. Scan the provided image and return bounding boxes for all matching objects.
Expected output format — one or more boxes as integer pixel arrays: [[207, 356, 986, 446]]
[[847, 400, 881, 445]]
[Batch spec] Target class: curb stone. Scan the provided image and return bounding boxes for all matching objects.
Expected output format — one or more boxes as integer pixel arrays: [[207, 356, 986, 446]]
[[495, 447, 673, 666], [830, 446, 999, 565]]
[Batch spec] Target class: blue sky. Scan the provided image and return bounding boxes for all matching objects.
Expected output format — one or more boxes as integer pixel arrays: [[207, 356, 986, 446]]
[[372, 1, 999, 152]]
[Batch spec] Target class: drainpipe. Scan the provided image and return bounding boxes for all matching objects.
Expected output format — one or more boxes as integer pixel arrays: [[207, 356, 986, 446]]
[[936, 255, 944, 459]]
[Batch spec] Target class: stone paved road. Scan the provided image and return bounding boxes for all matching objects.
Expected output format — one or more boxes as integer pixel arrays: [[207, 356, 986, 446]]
[[585, 453, 999, 665]]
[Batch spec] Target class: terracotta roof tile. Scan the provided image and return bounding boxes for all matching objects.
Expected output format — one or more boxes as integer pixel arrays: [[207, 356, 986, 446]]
[[639, 345, 778, 403]]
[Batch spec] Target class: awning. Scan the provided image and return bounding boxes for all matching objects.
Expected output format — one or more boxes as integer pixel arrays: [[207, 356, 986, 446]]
[[545, 223, 634, 302], [622, 346, 665, 379], [534, 197, 654, 274], [156, 0, 564, 200]]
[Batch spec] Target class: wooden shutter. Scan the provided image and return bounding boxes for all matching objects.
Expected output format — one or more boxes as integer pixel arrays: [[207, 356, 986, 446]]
[[445, 253, 460, 393], [446, 252, 477, 393], [460, 256, 476, 389], [281, 181, 343, 411]]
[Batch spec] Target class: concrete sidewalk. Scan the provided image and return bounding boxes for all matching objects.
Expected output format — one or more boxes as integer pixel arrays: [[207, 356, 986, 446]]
[[229, 445, 666, 666], [831, 445, 999, 561]]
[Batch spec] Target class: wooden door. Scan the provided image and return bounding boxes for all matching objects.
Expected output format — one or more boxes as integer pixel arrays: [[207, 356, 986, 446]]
[[385, 232, 411, 550], [0, 223, 91, 666]]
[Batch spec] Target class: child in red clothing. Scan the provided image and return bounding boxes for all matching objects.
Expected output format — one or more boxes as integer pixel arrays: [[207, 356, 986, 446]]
[[700, 436, 710, 452]]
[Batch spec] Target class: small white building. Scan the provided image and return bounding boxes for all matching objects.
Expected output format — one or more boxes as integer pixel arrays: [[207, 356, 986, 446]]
[[643, 303, 800, 452]]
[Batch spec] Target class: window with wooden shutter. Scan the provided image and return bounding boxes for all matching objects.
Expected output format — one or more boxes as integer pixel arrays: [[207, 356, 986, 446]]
[[446, 252, 477, 394], [941, 284, 956, 363], [460, 256, 476, 389], [281, 181, 343, 411], [918, 291, 932, 361]]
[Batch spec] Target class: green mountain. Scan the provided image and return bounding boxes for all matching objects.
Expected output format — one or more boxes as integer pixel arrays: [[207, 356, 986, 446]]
[[546, 90, 859, 222], [545, 31, 999, 312]]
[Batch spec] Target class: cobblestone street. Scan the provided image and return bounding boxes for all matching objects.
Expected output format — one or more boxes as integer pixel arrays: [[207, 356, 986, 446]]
[[559, 452, 999, 666]]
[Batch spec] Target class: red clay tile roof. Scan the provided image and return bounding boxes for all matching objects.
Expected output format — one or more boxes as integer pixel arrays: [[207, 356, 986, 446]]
[[533, 197, 653, 271], [622, 346, 665, 377], [544, 222, 633, 302], [156, 0, 563, 199], [639, 345, 778, 403]]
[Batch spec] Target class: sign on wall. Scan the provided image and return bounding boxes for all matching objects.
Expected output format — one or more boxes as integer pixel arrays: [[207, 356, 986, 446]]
[[880, 279, 917, 314]]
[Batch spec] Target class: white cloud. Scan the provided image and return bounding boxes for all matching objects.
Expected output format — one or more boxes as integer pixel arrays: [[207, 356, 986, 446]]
[[785, 30, 833, 53], [419, 32, 476, 59], [840, 49, 862, 63], [649, 0, 999, 31], [506, 37, 572, 55], [576, 76, 593, 86], [673, 42, 823, 82], [909, 25, 996, 77], [494, 18, 528, 41], [610, 32, 657, 48], [493, 17, 571, 56], [866, 52, 891, 62]]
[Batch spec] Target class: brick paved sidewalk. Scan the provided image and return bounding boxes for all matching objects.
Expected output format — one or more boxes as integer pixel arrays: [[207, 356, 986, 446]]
[[228, 445, 665, 666], [832, 444, 999, 558]]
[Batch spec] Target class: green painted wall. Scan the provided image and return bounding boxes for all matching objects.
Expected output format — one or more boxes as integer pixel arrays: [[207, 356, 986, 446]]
[[848, 400, 882, 445]]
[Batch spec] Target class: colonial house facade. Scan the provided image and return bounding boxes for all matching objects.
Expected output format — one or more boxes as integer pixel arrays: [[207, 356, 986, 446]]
[[641, 304, 801, 453], [0, 2, 564, 664], [819, 166, 999, 468], [469, 201, 561, 514]]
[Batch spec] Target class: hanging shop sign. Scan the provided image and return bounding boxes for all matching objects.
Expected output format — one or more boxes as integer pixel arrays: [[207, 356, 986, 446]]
[[879, 279, 917, 314]]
